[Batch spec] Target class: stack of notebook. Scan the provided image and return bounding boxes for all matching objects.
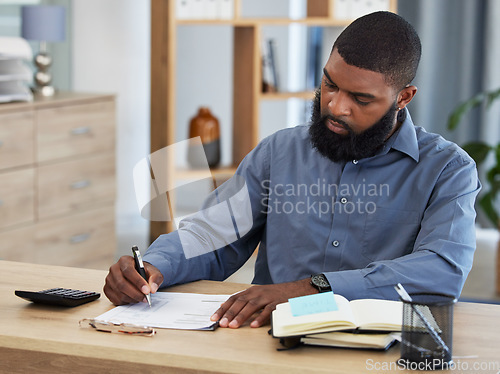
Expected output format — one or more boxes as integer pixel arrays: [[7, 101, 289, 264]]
[[272, 293, 403, 350]]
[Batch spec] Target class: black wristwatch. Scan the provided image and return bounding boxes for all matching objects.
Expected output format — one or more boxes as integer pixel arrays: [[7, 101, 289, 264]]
[[310, 273, 332, 293]]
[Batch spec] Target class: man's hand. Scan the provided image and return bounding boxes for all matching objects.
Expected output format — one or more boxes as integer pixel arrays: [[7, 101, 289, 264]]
[[210, 278, 318, 329], [104, 255, 164, 305]]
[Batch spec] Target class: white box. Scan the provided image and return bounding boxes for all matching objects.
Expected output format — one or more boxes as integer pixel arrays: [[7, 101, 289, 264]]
[[176, 0, 191, 19], [217, 0, 234, 20], [204, 0, 218, 19], [191, 0, 204, 19], [333, 0, 352, 21], [350, 0, 368, 19], [351, 0, 390, 19]]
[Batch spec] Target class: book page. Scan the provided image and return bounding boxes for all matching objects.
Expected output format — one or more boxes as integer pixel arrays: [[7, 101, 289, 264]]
[[272, 294, 357, 337], [350, 298, 403, 331]]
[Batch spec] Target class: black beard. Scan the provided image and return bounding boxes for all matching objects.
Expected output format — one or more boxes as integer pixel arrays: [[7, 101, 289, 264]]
[[308, 89, 399, 163]]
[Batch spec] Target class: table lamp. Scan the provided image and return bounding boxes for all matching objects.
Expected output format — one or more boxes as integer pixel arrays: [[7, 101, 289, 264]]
[[21, 5, 66, 96]]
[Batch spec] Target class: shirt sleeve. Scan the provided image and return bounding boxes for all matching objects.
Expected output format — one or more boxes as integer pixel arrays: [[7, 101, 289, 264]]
[[324, 156, 481, 300], [142, 138, 271, 288]]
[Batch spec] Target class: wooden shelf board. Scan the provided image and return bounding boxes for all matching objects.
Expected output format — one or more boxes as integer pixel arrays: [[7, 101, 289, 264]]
[[260, 91, 316, 101], [176, 17, 351, 27], [173, 166, 237, 180]]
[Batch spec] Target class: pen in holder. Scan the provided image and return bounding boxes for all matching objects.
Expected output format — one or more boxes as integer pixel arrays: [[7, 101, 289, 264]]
[[394, 284, 456, 370]]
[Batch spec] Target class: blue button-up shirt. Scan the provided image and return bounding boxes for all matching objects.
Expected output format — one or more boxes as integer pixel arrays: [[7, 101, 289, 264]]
[[144, 110, 480, 300]]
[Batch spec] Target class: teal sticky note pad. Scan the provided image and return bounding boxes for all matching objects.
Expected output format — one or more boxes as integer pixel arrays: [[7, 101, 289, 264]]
[[289, 292, 338, 317]]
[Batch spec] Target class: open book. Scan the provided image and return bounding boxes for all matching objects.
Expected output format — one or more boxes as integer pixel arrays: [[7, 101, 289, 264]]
[[272, 294, 402, 338]]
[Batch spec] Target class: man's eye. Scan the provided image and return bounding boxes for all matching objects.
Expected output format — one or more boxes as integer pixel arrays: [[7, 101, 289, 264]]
[[324, 80, 337, 89], [354, 97, 370, 106]]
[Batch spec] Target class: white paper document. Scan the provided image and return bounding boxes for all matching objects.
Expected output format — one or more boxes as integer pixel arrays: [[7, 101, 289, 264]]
[[96, 292, 230, 330]]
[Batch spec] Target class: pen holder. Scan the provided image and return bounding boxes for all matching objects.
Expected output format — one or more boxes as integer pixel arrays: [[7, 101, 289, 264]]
[[399, 293, 456, 370]]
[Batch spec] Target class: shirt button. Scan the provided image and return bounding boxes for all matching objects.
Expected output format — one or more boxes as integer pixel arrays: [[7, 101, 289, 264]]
[[332, 240, 340, 247], [352, 160, 358, 165], [340, 197, 348, 204]]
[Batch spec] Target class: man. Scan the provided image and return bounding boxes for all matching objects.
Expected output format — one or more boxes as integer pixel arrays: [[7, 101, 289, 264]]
[[104, 12, 480, 329]]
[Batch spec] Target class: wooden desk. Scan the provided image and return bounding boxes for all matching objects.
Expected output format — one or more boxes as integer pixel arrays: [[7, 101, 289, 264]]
[[1, 261, 499, 373]]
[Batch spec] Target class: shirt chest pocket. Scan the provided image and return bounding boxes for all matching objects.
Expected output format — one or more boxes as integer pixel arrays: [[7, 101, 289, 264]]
[[361, 207, 420, 262]]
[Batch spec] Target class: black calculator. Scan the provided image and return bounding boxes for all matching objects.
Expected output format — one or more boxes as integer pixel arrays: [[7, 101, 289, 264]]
[[15, 287, 101, 307]]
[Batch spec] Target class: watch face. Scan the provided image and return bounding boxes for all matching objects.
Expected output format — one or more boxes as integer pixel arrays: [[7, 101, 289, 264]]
[[312, 274, 330, 290]]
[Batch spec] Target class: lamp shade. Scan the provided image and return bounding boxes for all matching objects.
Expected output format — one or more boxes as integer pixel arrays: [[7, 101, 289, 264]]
[[21, 5, 66, 42]]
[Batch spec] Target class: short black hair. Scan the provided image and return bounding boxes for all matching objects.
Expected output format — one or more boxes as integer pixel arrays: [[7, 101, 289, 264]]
[[332, 11, 421, 89]]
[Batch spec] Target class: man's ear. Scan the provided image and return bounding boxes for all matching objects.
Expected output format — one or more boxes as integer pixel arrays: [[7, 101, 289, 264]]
[[397, 85, 417, 110]]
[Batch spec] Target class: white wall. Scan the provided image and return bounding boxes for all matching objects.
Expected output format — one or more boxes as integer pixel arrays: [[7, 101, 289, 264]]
[[72, 0, 151, 254]]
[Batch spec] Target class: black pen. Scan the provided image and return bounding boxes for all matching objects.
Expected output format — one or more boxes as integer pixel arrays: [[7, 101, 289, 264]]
[[132, 245, 152, 307]]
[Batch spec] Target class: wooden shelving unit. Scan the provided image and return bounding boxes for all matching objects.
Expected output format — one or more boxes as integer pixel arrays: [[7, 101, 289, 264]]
[[150, 0, 398, 241]]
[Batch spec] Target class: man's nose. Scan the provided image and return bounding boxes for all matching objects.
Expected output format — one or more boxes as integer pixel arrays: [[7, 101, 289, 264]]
[[328, 91, 351, 117]]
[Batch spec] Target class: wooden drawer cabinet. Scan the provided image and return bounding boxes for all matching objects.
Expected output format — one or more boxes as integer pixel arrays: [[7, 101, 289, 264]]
[[0, 224, 35, 262], [37, 100, 115, 163], [0, 111, 35, 170], [0, 168, 35, 230], [0, 206, 115, 269], [38, 153, 115, 219], [35, 206, 115, 268], [0, 93, 116, 270]]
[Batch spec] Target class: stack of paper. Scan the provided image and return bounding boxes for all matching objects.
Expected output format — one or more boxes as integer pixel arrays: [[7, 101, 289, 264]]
[[176, 0, 234, 20], [0, 37, 33, 103], [95, 292, 230, 331], [334, 0, 391, 21]]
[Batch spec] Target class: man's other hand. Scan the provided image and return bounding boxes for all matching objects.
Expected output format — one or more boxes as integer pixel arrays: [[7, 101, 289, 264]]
[[210, 278, 318, 329], [104, 255, 164, 305]]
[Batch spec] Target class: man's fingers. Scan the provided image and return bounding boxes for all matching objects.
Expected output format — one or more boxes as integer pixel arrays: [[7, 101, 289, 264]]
[[219, 298, 247, 327], [103, 268, 139, 305], [109, 257, 147, 302], [250, 304, 275, 328], [210, 292, 241, 322], [122, 257, 150, 292], [144, 262, 163, 293], [226, 302, 263, 328], [212, 288, 272, 328], [211, 281, 314, 329], [103, 283, 136, 305], [217, 291, 266, 328], [104, 256, 166, 306], [149, 282, 159, 294], [210, 305, 224, 322]]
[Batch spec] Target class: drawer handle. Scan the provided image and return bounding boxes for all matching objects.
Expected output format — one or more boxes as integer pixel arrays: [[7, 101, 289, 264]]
[[70, 233, 91, 244], [71, 126, 91, 136], [70, 179, 91, 189], [0, 199, 3, 207], [0, 140, 3, 147]]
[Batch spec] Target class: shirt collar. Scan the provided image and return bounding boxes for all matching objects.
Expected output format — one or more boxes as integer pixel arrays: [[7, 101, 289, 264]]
[[387, 108, 420, 162]]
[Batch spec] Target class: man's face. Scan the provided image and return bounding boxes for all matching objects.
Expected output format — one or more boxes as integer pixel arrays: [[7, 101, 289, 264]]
[[309, 48, 401, 162]]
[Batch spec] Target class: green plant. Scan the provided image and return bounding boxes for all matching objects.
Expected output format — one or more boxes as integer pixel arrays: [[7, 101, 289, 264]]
[[447, 87, 500, 227]]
